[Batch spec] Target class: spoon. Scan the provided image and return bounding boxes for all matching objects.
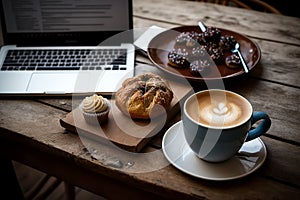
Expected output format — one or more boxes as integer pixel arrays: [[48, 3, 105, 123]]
[[232, 42, 249, 73], [198, 21, 207, 32]]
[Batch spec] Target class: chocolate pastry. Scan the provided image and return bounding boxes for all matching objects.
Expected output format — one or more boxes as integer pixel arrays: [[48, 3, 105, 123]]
[[196, 32, 207, 45], [203, 42, 218, 51], [191, 46, 207, 59], [207, 46, 224, 63], [168, 48, 190, 68], [115, 73, 174, 119], [203, 27, 221, 43], [189, 59, 211, 76], [175, 31, 200, 47], [220, 35, 237, 50], [225, 54, 241, 68], [187, 31, 202, 47], [175, 32, 190, 45], [168, 25, 243, 76]]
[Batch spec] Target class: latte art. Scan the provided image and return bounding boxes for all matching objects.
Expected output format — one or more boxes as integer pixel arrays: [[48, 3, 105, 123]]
[[184, 90, 252, 128], [199, 102, 242, 126], [213, 102, 228, 115]]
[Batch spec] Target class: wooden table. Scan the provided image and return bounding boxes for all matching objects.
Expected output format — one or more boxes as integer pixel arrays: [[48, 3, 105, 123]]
[[1, 0, 299, 199]]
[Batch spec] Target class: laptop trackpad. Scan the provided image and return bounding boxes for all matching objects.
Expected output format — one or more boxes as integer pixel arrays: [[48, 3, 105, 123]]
[[27, 73, 89, 94]]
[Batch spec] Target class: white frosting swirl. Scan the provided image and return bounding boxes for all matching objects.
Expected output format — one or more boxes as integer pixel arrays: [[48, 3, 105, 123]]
[[199, 102, 241, 127], [82, 94, 108, 113]]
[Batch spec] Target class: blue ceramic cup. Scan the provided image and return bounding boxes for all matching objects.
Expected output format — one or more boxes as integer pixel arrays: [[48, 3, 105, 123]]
[[182, 89, 271, 162]]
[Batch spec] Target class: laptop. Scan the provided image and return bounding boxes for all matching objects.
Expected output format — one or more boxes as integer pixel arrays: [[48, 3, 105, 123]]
[[0, 0, 135, 96]]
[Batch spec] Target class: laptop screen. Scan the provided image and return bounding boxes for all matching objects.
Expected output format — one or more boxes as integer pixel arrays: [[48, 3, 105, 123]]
[[0, 0, 133, 46]]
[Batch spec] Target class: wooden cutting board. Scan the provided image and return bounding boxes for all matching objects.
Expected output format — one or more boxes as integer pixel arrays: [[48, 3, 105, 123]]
[[60, 65, 193, 152]]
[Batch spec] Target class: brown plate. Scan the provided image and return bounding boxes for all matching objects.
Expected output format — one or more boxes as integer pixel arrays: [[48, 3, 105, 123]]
[[147, 26, 261, 81]]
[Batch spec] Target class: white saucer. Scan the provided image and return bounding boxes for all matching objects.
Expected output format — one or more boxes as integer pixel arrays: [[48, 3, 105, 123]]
[[162, 121, 267, 181]]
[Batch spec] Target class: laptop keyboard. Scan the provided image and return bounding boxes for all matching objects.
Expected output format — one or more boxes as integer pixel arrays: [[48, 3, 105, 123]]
[[1, 49, 128, 71]]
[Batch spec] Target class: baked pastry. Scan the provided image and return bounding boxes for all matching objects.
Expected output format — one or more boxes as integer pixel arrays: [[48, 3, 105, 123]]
[[202, 27, 221, 43], [115, 73, 174, 119], [168, 48, 190, 68], [175, 31, 200, 47], [191, 46, 207, 59], [167, 24, 240, 76], [225, 54, 241, 68], [189, 59, 211, 76], [175, 32, 190, 46], [80, 94, 110, 125], [220, 35, 237, 50], [207, 46, 224, 63]]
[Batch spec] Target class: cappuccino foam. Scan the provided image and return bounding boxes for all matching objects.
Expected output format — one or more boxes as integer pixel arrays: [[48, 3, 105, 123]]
[[199, 100, 242, 127], [186, 90, 251, 128]]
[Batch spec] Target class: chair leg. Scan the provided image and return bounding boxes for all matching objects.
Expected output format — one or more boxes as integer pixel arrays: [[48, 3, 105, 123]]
[[64, 182, 76, 200], [34, 178, 62, 200], [25, 174, 52, 200], [0, 158, 24, 200]]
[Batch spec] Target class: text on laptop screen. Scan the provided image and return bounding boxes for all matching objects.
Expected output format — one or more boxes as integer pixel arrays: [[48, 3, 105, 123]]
[[0, 0, 133, 46], [2, 0, 130, 33]]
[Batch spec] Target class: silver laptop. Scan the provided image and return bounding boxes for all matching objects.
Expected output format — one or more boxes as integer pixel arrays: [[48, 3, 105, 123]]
[[0, 0, 135, 96]]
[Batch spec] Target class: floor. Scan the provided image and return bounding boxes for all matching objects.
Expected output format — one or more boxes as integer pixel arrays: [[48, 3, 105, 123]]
[[13, 161, 106, 200]]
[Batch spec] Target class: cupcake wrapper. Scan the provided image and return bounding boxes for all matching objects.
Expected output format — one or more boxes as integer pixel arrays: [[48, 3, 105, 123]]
[[79, 98, 111, 125]]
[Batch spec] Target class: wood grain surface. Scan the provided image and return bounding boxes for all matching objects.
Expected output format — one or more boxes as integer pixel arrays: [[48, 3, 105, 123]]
[[59, 67, 193, 152], [0, 0, 299, 199]]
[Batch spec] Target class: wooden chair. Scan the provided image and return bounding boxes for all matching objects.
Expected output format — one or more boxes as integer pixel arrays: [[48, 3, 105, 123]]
[[191, 0, 282, 14]]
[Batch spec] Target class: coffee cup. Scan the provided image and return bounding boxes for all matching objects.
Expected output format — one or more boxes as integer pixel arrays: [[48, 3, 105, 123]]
[[182, 89, 271, 162]]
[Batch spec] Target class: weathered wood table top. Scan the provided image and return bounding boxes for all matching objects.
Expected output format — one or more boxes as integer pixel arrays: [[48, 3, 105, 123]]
[[0, 0, 299, 199]]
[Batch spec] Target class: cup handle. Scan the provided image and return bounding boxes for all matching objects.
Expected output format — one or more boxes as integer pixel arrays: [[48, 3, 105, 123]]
[[246, 111, 271, 142]]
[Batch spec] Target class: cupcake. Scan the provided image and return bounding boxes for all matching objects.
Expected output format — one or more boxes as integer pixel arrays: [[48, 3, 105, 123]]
[[80, 94, 110, 125]]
